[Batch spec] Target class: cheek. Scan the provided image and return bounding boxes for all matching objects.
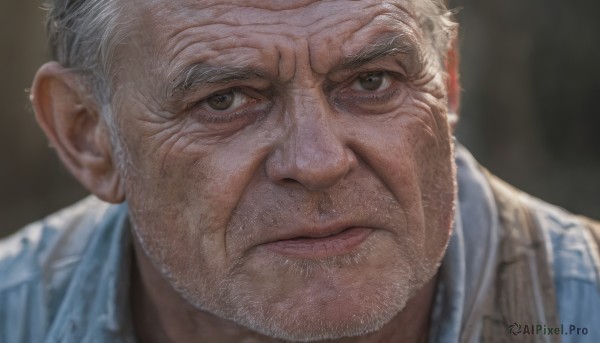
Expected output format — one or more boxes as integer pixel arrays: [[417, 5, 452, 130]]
[[349, 106, 451, 197], [121, 127, 270, 272], [408, 108, 455, 259], [345, 101, 454, 248]]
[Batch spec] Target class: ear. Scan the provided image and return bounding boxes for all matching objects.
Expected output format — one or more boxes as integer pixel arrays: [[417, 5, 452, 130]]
[[31, 62, 125, 203], [445, 38, 461, 130]]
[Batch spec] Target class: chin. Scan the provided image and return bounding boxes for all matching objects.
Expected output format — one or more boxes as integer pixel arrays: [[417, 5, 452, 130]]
[[229, 263, 437, 342], [177, 238, 443, 343]]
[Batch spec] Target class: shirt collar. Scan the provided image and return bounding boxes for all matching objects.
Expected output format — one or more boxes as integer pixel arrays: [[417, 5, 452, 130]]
[[429, 144, 501, 343], [45, 202, 136, 343], [45, 144, 499, 343]]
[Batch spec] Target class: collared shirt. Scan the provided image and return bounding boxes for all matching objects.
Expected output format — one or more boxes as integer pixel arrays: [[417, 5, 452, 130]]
[[1, 146, 599, 342]]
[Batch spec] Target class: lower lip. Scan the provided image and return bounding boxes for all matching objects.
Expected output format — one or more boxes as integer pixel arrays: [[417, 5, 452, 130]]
[[262, 227, 374, 258]]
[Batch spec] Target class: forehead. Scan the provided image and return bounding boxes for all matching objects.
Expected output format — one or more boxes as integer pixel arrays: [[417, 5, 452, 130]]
[[128, 0, 422, 80]]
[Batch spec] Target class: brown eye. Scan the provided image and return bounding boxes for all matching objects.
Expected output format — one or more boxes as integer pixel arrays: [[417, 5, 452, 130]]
[[207, 91, 234, 110], [351, 71, 392, 92], [358, 72, 384, 91]]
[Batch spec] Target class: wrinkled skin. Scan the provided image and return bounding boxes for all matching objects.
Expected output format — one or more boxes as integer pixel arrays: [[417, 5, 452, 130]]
[[111, 0, 457, 341]]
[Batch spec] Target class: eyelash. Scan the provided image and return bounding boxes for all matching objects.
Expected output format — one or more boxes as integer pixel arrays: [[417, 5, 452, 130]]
[[333, 72, 402, 106], [202, 106, 262, 123], [353, 86, 400, 102], [187, 71, 402, 124], [189, 88, 271, 124]]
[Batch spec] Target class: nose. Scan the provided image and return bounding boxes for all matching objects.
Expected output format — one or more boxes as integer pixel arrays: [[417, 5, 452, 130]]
[[266, 89, 357, 191]]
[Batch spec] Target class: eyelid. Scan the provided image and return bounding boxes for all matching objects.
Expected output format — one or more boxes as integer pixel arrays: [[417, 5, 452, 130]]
[[199, 89, 250, 112], [328, 56, 409, 83], [327, 67, 404, 96], [180, 77, 271, 101], [196, 85, 269, 108], [329, 70, 405, 114], [189, 87, 273, 124], [329, 70, 399, 95]]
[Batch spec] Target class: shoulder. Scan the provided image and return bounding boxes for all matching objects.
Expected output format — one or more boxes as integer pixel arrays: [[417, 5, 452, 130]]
[[0, 196, 112, 340], [523, 196, 600, 285], [0, 196, 111, 285], [524, 196, 600, 339], [482, 171, 600, 340], [484, 171, 600, 286]]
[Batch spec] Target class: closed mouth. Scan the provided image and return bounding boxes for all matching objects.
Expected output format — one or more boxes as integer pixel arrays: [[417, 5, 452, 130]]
[[260, 227, 374, 259]]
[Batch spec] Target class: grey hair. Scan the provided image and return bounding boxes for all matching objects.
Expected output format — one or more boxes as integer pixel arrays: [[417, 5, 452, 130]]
[[43, 0, 456, 107], [44, 0, 124, 107], [414, 0, 458, 68]]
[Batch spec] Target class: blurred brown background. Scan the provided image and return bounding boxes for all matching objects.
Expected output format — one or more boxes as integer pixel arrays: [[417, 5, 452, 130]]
[[1, 1, 89, 238], [1, 0, 598, 237]]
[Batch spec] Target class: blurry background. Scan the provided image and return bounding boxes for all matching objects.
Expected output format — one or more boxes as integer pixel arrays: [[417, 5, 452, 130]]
[[1, 0, 599, 237], [450, 0, 600, 219], [1, 1, 89, 238]]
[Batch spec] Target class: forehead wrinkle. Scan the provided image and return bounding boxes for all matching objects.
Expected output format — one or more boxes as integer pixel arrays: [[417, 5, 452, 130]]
[[163, 11, 332, 74], [174, 1, 370, 29], [155, 0, 392, 60], [165, 32, 300, 89], [158, 3, 342, 56], [138, 0, 425, 95], [305, 5, 419, 74], [276, 42, 297, 84]]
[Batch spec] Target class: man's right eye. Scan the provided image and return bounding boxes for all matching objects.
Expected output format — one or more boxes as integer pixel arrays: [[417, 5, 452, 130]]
[[351, 71, 392, 92], [189, 87, 273, 126], [202, 89, 251, 112], [206, 91, 235, 110]]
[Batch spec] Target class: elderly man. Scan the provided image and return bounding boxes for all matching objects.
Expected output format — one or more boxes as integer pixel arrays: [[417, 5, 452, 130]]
[[1, 0, 599, 342]]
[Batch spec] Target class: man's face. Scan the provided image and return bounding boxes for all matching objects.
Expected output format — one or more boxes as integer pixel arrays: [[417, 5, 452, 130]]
[[116, 0, 455, 341]]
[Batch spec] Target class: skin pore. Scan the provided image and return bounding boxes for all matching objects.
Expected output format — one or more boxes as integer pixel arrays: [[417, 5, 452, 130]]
[[131, 238, 440, 343], [119, 1, 457, 341], [32, 0, 459, 342]]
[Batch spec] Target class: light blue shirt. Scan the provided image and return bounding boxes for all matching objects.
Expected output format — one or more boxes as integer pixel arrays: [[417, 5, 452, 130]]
[[1, 146, 599, 342]]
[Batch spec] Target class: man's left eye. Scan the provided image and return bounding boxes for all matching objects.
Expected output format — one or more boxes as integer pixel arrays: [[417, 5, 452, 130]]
[[201, 89, 251, 112], [351, 71, 392, 92]]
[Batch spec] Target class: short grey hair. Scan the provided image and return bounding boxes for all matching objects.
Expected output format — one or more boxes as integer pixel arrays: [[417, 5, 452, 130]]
[[44, 0, 456, 106], [414, 0, 458, 68], [45, 0, 124, 106]]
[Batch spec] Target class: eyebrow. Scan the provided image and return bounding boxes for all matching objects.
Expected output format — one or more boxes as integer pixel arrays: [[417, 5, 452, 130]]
[[168, 65, 264, 98], [167, 32, 420, 97], [338, 32, 421, 71]]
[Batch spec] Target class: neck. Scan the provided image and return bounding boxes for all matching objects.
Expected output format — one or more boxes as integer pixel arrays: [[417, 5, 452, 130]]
[[131, 238, 438, 343]]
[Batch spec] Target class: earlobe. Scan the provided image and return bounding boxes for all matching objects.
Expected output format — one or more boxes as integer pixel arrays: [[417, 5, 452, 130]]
[[31, 62, 125, 203]]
